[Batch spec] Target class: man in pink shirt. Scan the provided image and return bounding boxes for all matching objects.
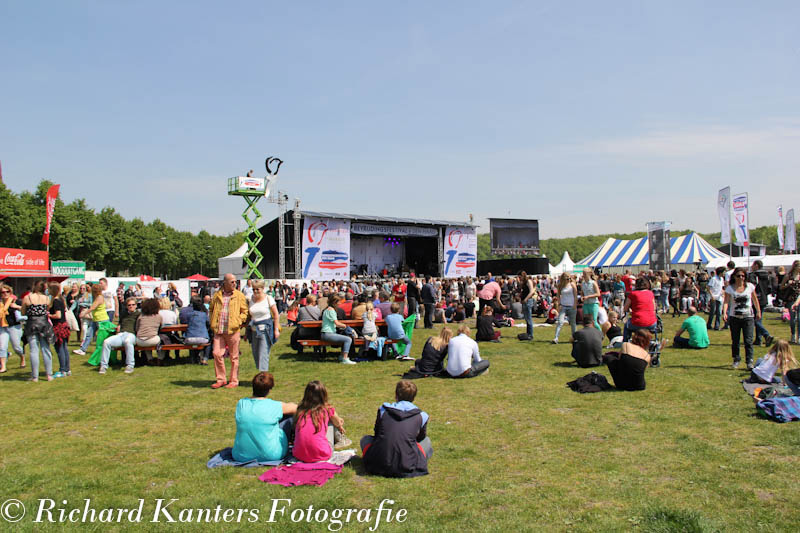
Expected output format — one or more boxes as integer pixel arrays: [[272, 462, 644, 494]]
[[477, 278, 504, 314]]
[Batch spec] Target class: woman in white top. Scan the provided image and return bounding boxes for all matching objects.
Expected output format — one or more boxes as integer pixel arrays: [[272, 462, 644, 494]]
[[248, 279, 280, 372], [722, 267, 761, 370], [552, 273, 579, 344]]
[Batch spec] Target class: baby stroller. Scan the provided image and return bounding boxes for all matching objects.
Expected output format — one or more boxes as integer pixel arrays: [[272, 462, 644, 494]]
[[648, 317, 664, 368]]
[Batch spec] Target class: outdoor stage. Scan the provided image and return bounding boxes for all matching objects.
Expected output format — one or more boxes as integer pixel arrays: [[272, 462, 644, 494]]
[[254, 210, 477, 280]]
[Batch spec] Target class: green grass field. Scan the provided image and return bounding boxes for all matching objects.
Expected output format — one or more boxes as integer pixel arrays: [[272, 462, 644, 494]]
[[3, 314, 799, 532]]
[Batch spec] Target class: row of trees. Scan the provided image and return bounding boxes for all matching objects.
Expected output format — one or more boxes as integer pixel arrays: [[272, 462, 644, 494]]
[[0, 180, 242, 278]]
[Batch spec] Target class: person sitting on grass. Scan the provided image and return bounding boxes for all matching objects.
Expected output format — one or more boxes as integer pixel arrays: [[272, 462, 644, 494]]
[[475, 305, 501, 342], [446, 324, 489, 378], [748, 339, 798, 385], [408, 327, 452, 376], [671, 306, 709, 350], [293, 380, 351, 463], [571, 314, 604, 368], [232, 372, 297, 463], [603, 329, 652, 391], [603, 310, 623, 348], [361, 380, 433, 478], [386, 302, 413, 361]]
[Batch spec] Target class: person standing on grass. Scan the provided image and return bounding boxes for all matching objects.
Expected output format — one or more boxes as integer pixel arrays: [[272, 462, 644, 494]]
[[0, 284, 25, 373], [552, 273, 579, 344], [248, 279, 280, 372], [76, 284, 110, 356], [748, 260, 774, 347], [707, 267, 725, 331], [671, 306, 709, 350], [580, 269, 602, 331], [208, 273, 249, 389], [518, 271, 536, 341], [421, 277, 436, 329], [48, 283, 71, 378], [723, 267, 761, 370], [99, 278, 116, 323], [22, 281, 55, 382]]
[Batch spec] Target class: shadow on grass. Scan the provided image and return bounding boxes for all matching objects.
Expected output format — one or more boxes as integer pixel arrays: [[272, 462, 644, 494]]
[[668, 364, 740, 371], [552, 361, 578, 367], [171, 380, 218, 388]]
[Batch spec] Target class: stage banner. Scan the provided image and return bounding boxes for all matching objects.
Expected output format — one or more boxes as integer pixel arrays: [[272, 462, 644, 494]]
[[732, 192, 749, 249], [778, 205, 785, 250], [302, 216, 351, 280], [718, 187, 731, 245], [443, 226, 477, 278], [351, 223, 438, 237], [41, 184, 60, 246], [786, 209, 797, 252]]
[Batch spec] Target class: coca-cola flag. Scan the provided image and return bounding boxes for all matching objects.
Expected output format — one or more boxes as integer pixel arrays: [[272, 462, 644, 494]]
[[41, 184, 60, 246]]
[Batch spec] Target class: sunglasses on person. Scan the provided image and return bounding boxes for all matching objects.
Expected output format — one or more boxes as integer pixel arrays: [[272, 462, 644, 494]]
[[0, 290, 9, 294]]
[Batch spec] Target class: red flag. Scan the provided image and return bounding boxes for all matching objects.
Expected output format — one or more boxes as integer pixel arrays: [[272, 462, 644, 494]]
[[42, 184, 60, 246]]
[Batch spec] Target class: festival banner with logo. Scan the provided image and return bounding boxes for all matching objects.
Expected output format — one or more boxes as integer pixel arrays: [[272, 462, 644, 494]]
[[0, 248, 50, 275], [41, 184, 60, 246], [718, 187, 731, 245], [786, 209, 797, 252], [443, 226, 477, 278], [778, 205, 785, 250], [302, 217, 351, 280], [732, 192, 749, 250]]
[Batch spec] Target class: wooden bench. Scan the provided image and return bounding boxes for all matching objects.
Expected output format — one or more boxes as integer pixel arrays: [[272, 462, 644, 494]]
[[295, 319, 403, 360], [110, 324, 210, 353]]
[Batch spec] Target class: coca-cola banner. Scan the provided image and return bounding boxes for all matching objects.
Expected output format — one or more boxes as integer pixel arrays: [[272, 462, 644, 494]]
[[41, 184, 60, 246], [0, 248, 50, 274]]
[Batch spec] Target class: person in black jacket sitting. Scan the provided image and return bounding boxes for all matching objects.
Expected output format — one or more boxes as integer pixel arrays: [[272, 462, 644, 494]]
[[475, 305, 501, 342], [408, 327, 452, 376], [361, 380, 432, 478]]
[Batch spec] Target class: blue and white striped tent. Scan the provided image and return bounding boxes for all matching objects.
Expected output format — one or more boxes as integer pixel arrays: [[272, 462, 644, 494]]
[[580, 232, 727, 268]]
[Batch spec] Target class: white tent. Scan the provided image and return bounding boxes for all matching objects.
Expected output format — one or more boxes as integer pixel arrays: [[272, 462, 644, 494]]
[[217, 243, 248, 278], [550, 251, 576, 275]]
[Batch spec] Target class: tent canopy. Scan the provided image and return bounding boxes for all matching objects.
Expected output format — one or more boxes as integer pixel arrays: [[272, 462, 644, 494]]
[[580, 232, 726, 268], [550, 251, 576, 274], [184, 273, 210, 281]]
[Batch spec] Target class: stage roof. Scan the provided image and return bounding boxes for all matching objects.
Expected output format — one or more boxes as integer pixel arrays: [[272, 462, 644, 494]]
[[297, 210, 475, 228]]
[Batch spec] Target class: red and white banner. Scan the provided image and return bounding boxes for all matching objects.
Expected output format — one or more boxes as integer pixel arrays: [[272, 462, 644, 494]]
[[0, 248, 50, 274], [41, 184, 60, 246]]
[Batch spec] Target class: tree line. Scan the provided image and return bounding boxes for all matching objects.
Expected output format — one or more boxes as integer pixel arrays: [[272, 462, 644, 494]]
[[0, 180, 242, 278]]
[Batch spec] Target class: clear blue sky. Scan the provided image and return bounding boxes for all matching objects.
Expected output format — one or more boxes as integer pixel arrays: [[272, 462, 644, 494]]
[[3, 1, 799, 239]]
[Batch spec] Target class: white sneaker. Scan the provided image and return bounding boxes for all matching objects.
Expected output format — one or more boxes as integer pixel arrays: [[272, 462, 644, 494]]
[[124, 366, 134, 374], [98, 366, 107, 375], [73, 349, 86, 356], [341, 359, 357, 365]]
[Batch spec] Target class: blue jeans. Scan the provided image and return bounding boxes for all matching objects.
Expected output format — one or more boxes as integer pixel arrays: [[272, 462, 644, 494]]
[[0, 324, 24, 360], [251, 319, 275, 371], [554, 306, 577, 340], [391, 335, 412, 356], [55, 340, 70, 373], [523, 299, 535, 338], [29, 333, 53, 378], [707, 300, 722, 330], [101, 332, 136, 368], [320, 332, 353, 361], [80, 320, 98, 351], [753, 316, 770, 344]]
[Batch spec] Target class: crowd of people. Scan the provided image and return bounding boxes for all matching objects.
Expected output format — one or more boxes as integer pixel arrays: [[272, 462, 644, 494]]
[[4, 260, 800, 397]]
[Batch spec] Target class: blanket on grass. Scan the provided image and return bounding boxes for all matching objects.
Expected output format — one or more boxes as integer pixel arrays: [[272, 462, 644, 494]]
[[756, 397, 800, 423]]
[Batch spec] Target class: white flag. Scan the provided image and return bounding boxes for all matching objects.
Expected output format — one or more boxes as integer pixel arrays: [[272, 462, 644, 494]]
[[718, 187, 731, 245], [732, 192, 749, 247], [778, 205, 785, 250], [786, 209, 797, 252]]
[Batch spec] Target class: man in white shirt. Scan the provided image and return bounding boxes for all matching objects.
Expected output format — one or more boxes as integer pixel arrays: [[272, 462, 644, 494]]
[[446, 325, 489, 378], [99, 278, 116, 322], [706, 267, 725, 331], [242, 279, 254, 302]]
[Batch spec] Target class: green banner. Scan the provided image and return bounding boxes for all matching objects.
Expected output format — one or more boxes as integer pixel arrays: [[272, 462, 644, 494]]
[[51, 260, 86, 279]]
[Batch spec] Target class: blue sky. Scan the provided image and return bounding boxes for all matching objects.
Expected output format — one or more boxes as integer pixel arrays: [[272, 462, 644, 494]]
[[3, 1, 800, 239]]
